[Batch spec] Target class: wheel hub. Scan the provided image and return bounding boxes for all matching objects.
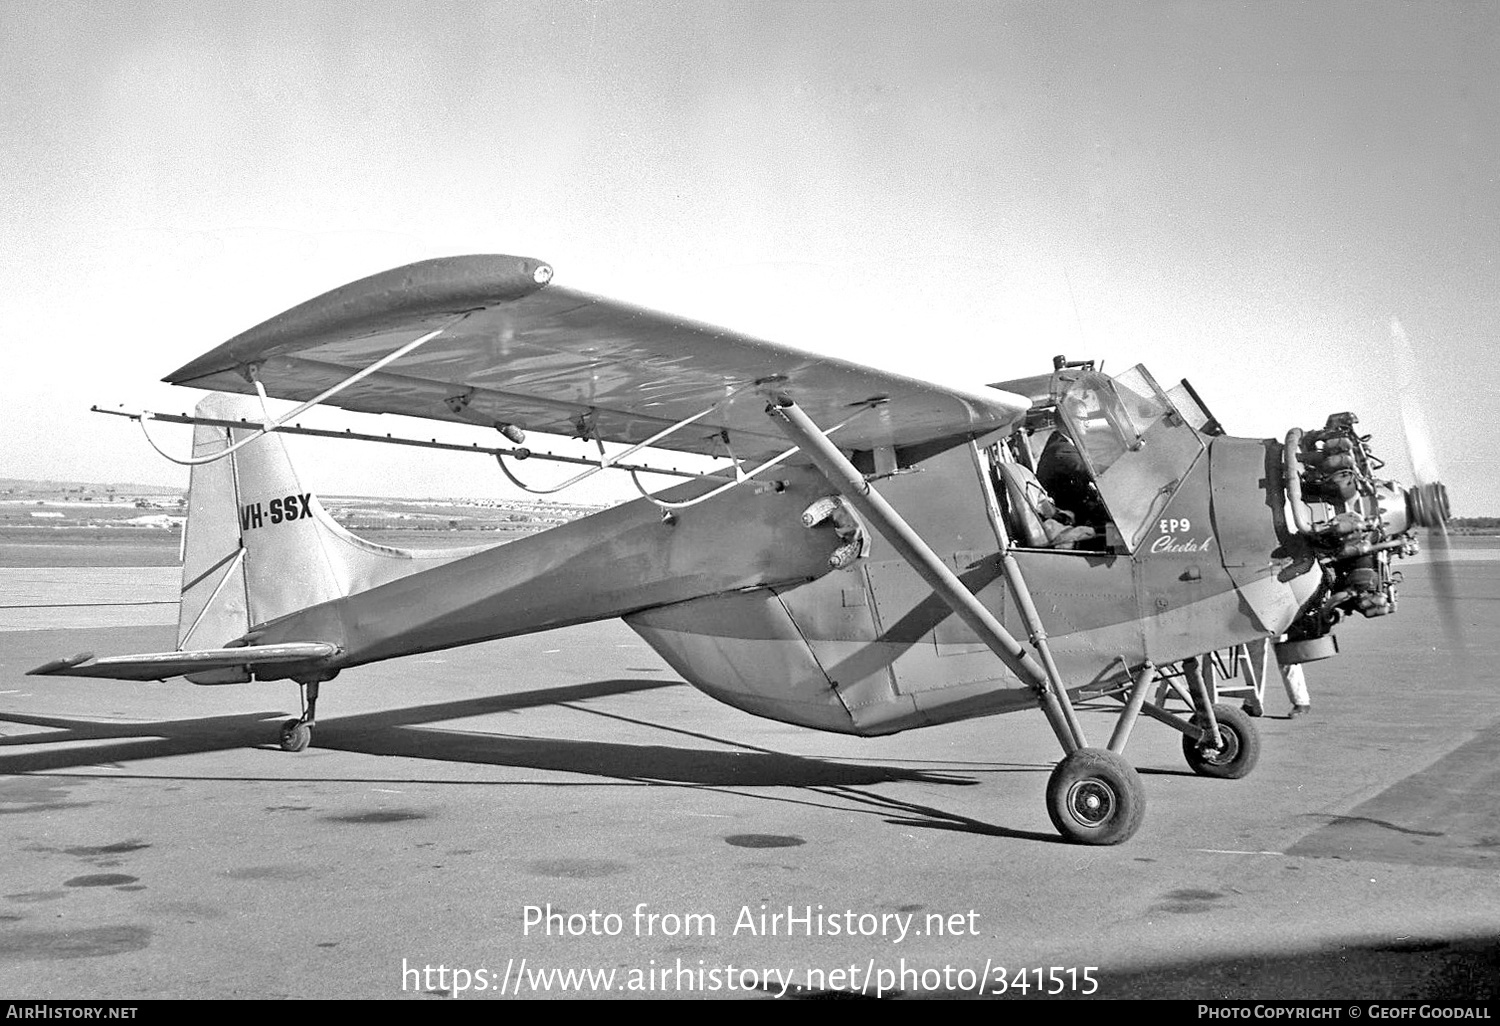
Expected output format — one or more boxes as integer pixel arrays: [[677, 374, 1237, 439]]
[[1200, 726, 1240, 765], [1066, 778, 1116, 827]]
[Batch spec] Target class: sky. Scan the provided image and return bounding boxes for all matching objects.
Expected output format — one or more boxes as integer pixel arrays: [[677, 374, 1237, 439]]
[[3, 0, 1496, 510]]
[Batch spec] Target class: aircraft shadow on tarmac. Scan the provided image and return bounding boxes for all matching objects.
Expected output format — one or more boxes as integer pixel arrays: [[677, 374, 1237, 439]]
[[0, 676, 1064, 842]]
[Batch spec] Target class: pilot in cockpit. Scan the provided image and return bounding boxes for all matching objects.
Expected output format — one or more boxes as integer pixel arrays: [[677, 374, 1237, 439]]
[[1034, 428, 1109, 533]]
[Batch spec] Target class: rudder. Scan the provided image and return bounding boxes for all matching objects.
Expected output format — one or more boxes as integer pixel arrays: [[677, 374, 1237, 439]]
[[177, 394, 346, 652], [176, 393, 490, 658]]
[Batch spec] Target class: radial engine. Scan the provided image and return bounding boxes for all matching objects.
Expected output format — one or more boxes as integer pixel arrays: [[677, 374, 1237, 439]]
[[1279, 412, 1449, 659]]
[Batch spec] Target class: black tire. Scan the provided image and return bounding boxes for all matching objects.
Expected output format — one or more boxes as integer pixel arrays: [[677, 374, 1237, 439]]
[[279, 719, 312, 753], [1045, 748, 1146, 845], [1182, 703, 1260, 779]]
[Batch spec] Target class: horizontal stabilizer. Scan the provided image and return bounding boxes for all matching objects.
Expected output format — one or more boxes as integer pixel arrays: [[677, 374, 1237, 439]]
[[27, 643, 340, 682]]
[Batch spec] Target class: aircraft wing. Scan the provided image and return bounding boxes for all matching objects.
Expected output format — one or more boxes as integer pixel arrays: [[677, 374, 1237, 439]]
[[164, 255, 1029, 460], [27, 643, 340, 682]]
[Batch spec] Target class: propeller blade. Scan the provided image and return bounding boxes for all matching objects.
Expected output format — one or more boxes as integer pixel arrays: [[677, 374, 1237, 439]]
[[1391, 317, 1442, 487], [1390, 317, 1467, 665], [1400, 396, 1442, 488], [1426, 519, 1471, 672]]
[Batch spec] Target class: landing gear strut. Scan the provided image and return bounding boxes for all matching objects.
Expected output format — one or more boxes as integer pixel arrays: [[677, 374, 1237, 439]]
[[1060, 655, 1266, 841], [278, 679, 320, 752], [767, 398, 1140, 843]]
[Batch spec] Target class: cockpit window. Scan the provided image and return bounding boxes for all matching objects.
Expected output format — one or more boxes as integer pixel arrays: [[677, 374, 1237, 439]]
[[1164, 379, 1223, 435], [1055, 370, 1137, 477], [1052, 364, 1206, 552], [1109, 365, 1177, 437]]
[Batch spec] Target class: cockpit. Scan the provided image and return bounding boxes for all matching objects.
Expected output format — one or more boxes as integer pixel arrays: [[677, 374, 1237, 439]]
[[988, 359, 1221, 555]]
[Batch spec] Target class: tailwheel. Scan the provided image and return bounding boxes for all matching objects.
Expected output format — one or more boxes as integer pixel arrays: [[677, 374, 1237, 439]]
[[278, 719, 312, 753], [1045, 748, 1146, 845], [277, 679, 320, 753], [1182, 703, 1260, 779]]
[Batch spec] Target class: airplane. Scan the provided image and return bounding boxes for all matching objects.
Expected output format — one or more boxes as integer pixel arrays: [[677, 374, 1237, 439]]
[[27, 254, 1454, 845]]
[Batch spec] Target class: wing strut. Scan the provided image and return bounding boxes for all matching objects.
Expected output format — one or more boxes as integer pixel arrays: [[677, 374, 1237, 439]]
[[490, 384, 869, 511], [764, 396, 1085, 754], [492, 382, 758, 496], [624, 407, 874, 513]]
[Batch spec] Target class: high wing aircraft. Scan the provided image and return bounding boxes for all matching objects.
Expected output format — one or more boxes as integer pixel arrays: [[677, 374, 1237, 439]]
[[29, 254, 1453, 845]]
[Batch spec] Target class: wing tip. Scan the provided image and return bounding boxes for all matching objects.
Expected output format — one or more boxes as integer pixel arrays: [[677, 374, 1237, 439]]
[[163, 254, 553, 385]]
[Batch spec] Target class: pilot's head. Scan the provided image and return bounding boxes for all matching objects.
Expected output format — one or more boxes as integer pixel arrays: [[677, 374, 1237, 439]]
[[1064, 388, 1102, 419]]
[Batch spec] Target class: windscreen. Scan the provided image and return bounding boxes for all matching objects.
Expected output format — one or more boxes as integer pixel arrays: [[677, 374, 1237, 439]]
[[1056, 365, 1205, 551]]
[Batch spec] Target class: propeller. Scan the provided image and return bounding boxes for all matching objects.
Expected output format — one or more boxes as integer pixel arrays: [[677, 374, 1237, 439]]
[[1390, 318, 1466, 662]]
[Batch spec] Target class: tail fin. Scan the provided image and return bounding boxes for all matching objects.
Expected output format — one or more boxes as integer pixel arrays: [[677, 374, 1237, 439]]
[[177, 393, 487, 652]]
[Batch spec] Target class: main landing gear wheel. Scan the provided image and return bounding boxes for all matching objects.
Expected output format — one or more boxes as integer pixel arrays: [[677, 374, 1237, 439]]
[[1182, 703, 1260, 779], [1045, 748, 1146, 845], [279, 719, 312, 753]]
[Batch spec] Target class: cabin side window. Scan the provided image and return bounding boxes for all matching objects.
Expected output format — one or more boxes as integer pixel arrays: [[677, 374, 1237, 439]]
[[987, 416, 1122, 553]]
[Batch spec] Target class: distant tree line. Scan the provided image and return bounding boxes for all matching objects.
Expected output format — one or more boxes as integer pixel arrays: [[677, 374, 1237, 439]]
[[1451, 517, 1500, 532]]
